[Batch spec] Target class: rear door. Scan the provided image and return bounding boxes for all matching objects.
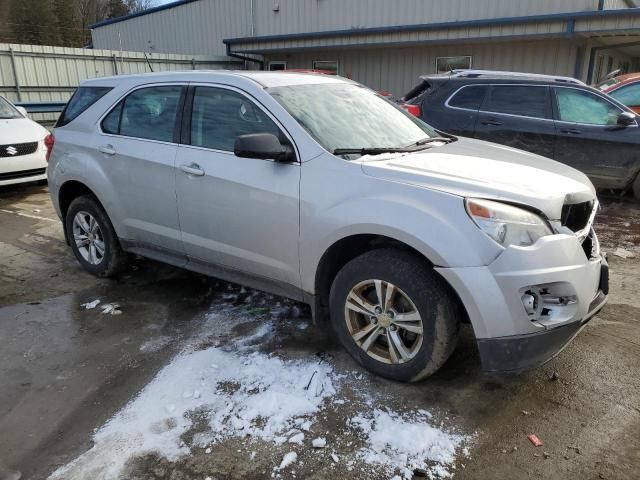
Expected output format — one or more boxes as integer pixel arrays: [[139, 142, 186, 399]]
[[175, 85, 301, 292], [552, 86, 640, 188], [438, 84, 488, 137], [98, 84, 186, 254], [474, 84, 555, 159]]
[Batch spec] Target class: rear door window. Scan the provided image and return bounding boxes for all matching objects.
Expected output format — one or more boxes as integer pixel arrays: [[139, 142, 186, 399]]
[[554, 88, 622, 125], [57, 87, 112, 127], [448, 85, 488, 110], [483, 85, 550, 119], [101, 85, 184, 143]]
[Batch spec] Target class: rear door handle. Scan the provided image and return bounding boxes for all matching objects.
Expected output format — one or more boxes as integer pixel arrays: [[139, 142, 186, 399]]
[[560, 128, 581, 135], [179, 163, 205, 176], [481, 119, 502, 126], [98, 144, 116, 156]]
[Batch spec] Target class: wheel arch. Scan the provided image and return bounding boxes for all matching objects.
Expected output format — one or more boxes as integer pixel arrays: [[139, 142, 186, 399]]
[[312, 233, 469, 325], [58, 180, 106, 244]]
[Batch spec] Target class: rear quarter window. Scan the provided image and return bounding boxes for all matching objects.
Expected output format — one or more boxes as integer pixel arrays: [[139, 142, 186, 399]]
[[56, 87, 112, 127], [448, 85, 488, 110]]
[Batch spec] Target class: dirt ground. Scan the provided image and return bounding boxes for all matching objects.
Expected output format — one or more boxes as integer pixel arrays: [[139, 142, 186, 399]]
[[0, 183, 639, 480]]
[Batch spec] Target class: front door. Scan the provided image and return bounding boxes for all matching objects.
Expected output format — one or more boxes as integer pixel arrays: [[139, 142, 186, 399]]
[[175, 85, 301, 292], [474, 84, 556, 159], [552, 86, 640, 189]]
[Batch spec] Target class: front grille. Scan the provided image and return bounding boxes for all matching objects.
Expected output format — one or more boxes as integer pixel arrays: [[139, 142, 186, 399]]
[[561, 200, 594, 232], [0, 168, 46, 181], [0, 142, 39, 158]]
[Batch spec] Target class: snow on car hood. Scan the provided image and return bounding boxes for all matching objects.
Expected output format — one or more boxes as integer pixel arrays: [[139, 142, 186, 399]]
[[360, 137, 596, 220], [0, 117, 49, 145]]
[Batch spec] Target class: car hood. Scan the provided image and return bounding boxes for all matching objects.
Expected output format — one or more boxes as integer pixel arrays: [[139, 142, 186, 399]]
[[0, 118, 49, 145], [360, 137, 595, 220]]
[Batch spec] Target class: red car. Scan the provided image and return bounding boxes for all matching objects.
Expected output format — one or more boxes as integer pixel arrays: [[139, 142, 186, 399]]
[[599, 73, 640, 114]]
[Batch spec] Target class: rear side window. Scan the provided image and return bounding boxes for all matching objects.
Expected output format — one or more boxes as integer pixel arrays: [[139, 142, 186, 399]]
[[483, 85, 550, 119], [101, 86, 184, 143], [57, 87, 112, 127], [448, 85, 488, 110]]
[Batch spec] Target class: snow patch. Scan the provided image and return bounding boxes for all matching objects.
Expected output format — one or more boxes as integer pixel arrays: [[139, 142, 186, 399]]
[[351, 409, 468, 479], [49, 346, 335, 479]]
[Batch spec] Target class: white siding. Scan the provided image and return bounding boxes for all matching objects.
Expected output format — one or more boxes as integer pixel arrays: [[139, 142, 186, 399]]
[[267, 40, 579, 97], [91, 0, 606, 55]]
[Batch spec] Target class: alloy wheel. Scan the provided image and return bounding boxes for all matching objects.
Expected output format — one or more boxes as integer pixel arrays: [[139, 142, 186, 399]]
[[72, 211, 105, 265], [344, 279, 424, 364]]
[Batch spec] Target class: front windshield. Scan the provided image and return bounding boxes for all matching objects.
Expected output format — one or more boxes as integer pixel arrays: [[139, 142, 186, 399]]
[[0, 97, 22, 119], [268, 83, 438, 154]]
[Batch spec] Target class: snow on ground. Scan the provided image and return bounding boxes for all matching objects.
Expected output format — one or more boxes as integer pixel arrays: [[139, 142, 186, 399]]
[[351, 409, 467, 479], [51, 286, 470, 480]]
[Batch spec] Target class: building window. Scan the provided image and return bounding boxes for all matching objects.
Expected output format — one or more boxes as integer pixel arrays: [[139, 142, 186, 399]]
[[436, 56, 472, 74], [312, 60, 338, 75], [268, 61, 287, 71]]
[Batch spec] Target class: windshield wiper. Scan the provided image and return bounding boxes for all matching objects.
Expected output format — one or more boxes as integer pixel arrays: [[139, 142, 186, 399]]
[[406, 136, 453, 147], [333, 147, 413, 156]]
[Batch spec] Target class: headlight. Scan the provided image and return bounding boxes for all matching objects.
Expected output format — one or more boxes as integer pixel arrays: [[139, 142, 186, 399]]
[[465, 198, 553, 247]]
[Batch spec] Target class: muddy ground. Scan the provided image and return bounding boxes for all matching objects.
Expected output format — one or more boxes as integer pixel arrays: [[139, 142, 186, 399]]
[[0, 183, 639, 480]]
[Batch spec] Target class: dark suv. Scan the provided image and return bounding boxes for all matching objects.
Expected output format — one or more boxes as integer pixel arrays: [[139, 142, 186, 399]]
[[402, 70, 640, 199]]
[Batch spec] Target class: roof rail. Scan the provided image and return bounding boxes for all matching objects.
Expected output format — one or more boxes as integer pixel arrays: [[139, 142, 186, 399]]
[[448, 69, 585, 85]]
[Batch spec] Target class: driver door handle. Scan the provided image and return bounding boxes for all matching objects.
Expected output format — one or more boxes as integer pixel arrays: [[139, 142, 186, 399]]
[[481, 119, 503, 126], [560, 128, 581, 135], [98, 144, 116, 156], [179, 163, 205, 176]]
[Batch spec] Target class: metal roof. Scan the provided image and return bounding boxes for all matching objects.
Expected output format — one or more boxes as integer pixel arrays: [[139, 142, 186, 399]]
[[90, 0, 201, 29]]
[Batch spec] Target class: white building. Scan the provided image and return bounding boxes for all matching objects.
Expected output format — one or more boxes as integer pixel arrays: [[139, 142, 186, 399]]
[[91, 0, 640, 96]]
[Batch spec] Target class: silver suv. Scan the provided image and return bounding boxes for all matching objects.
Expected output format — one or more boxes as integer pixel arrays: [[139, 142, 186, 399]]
[[48, 72, 608, 382]]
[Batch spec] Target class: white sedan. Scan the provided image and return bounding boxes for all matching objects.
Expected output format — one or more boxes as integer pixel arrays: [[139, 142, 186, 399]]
[[0, 96, 52, 186]]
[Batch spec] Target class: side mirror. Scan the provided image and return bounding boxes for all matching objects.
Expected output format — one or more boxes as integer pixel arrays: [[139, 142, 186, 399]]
[[15, 106, 28, 117], [617, 111, 637, 127], [234, 133, 294, 162]]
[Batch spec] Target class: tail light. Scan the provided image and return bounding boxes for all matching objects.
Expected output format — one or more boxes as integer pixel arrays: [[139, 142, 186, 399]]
[[44, 134, 55, 162], [401, 104, 421, 117]]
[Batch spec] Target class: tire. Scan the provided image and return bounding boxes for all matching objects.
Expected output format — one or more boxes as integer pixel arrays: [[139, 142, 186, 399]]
[[633, 173, 640, 201], [329, 248, 461, 382], [65, 195, 127, 278]]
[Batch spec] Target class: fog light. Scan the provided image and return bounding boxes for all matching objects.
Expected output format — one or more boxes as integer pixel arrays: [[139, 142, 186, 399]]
[[522, 293, 538, 315]]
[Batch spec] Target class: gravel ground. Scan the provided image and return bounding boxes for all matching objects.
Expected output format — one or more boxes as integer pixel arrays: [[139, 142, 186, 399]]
[[0, 183, 638, 480]]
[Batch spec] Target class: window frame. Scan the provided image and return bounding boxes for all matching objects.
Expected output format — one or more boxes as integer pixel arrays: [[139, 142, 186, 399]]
[[181, 83, 300, 162], [312, 60, 339, 75], [98, 83, 187, 145], [551, 85, 635, 127], [482, 84, 552, 120], [446, 83, 554, 122], [435, 55, 472, 74], [268, 61, 287, 71], [444, 84, 489, 112]]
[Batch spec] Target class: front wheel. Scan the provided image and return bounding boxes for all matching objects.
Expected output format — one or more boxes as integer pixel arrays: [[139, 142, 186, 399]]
[[329, 249, 461, 382], [65, 195, 128, 277]]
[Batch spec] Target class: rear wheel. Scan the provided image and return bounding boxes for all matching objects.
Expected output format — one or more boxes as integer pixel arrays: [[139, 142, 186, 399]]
[[65, 195, 127, 277], [329, 248, 461, 382]]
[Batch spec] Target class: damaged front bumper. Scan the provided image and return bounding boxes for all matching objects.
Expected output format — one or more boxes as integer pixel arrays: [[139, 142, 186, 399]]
[[437, 231, 609, 374]]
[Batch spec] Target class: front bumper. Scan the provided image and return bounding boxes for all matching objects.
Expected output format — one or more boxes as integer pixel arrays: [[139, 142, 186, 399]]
[[437, 232, 608, 373], [0, 150, 47, 186]]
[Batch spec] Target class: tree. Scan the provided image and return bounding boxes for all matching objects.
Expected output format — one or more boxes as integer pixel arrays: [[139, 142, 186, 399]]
[[107, 0, 130, 19], [9, 0, 60, 45], [53, 0, 83, 46], [126, 0, 155, 14]]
